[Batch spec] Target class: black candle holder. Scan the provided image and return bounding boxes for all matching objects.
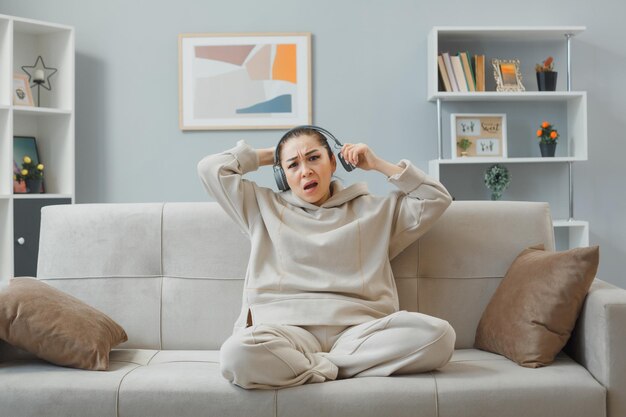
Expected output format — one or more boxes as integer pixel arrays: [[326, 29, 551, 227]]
[[21, 55, 57, 107], [32, 79, 45, 107]]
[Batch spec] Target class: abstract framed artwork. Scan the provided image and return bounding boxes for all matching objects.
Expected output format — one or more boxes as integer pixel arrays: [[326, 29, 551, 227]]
[[179, 32, 312, 130], [451, 113, 507, 159]]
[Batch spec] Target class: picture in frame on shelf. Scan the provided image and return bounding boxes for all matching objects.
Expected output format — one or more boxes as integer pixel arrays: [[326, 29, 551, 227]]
[[13, 74, 34, 106], [492, 59, 525, 92], [13, 136, 45, 194], [451, 113, 507, 159], [179, 32, 312, 130]]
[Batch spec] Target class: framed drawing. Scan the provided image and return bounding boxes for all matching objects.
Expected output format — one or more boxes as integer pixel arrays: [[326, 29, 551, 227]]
[[492, 59, 525, 92], [451, 114, 507, 159], [179, 32, 312, 130], [13, 136, 44, 193], [13, 74, 34, 106]]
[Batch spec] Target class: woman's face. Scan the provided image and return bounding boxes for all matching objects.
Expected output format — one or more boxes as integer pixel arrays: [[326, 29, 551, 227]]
[[280, 134, 336, 206]]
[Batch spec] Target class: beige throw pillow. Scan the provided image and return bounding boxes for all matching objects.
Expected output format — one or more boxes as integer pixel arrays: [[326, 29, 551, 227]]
[[0, 277, 128, 370], [474, 244, 599, 368]]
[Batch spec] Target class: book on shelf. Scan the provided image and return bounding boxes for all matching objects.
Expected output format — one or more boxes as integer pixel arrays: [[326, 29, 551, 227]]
[[437, 55, 452, 92], [437, 51, 486, 93], [474, 54, 485, 92], [450, 55, 468, 92], [459, 52, 476, 92], [441, 52, 459, 92]]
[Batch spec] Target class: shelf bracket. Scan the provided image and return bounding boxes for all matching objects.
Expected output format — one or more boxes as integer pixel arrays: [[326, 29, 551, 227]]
[[565, 33, 573, 92], [565, 33, 574, 220], [569, 161, 574, 221]]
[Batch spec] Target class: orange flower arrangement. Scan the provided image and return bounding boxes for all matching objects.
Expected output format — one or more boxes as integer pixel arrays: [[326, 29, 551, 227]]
[[536, 121, 559, 144], [535, 56, 555, 72]]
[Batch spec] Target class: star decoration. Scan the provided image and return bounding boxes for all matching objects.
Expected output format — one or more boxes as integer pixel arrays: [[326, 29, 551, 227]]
[[21, 55, 57, 91]]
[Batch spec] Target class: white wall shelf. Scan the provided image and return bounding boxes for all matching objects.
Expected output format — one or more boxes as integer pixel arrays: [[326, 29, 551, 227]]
[[0, 13, 74, 283], [430, 26, 585, 41], [433, 156, 584, 165], [427, 26, 589, 249], [553, 219, 589, 249], [13, 106, 72, 115], [428, 91, 585, 102], [12, 193, 73, 199]]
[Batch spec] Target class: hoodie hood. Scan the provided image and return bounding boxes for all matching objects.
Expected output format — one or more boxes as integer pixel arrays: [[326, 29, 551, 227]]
[[279, 180, 369, 209]]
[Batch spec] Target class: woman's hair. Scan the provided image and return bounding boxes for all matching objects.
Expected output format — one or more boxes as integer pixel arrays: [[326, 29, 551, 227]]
[[276, 127, 334, 165]]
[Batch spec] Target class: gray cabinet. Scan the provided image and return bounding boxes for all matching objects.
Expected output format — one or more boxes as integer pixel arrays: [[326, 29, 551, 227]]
[[14, 198, 71, 277]]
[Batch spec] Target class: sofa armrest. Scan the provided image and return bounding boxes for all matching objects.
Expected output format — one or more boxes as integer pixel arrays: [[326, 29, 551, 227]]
[[565, 278, 626, 417]]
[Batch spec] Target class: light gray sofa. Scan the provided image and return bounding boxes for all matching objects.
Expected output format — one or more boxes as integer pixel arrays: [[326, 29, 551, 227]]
[[0, 201, 624, 417]]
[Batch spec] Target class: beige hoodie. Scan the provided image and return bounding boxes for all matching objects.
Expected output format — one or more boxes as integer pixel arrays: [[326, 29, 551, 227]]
[[198, 140, 452, 332]]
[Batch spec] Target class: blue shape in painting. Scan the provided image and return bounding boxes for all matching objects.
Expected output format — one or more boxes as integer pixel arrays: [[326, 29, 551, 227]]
[[236, 94, 292, 114]]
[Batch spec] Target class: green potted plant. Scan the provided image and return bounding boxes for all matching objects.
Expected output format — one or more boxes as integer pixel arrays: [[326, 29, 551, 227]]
[[15, 155, 44, 193], [536, 121, 559, 157], [535, 56, 557, 91], [457, 138, 472, 157]]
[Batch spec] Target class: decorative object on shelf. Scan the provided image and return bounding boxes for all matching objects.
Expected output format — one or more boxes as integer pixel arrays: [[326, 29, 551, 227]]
[[13, 136, 45, 194], [12, 160, 26, 193], [492, 59, 525, 92], [179, 32, 312, 130], [536, 56, 557, 91], [451, 113, 507, 159], [12, 74, 34, 106], [536, 120, 559, 157], [21, 55, 58, 107], [15, 155, 44, 194], [484, 163, 511, 201], [457, 138, 472, 157]]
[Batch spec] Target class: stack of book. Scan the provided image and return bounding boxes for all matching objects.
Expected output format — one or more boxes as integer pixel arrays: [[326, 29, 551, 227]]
[[438, 52, 486, 92]]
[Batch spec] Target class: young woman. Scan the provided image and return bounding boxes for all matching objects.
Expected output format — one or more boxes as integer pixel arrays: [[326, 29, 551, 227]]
[[197, 126, 455, 390]]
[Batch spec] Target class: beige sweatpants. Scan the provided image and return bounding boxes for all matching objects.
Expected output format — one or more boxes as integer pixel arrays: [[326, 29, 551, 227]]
[[220, 310, 456, 390]]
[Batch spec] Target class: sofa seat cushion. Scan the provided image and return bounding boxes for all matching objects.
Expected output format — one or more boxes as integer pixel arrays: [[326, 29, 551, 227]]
[[0, 353, 144, 417], [117, 350, 276, 417], [437, 349, 606, 417], [1, 349, 606, 417], [275, 373, 438, 417]]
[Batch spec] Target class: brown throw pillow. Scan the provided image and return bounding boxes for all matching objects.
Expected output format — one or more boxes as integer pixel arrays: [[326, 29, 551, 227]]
[[0, 277, 128, 370], [474, 244, 599, 368]]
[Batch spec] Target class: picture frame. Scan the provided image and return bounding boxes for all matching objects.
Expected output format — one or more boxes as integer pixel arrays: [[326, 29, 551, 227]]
[[13, 74, 34, 106], [492, 59, 525, 92], [179, 32, 312, 130], [13, 136, 45, 193], [451, 114, 507, 159]]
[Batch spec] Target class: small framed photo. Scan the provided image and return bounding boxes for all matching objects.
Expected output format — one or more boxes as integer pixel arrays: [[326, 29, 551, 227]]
[[13, 136, 45, 193], [492, 59, 525, 92], [13, 74, 34, 106], [179, 32, 312, 130], [451, 114, 507, 159]]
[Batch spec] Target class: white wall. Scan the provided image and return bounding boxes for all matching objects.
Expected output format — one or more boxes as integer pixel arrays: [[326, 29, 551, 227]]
[[2, 0, 625, 288]]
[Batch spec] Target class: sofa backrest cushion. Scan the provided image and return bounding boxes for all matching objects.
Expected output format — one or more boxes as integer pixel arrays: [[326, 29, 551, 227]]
[[37, 201, 555, 350]]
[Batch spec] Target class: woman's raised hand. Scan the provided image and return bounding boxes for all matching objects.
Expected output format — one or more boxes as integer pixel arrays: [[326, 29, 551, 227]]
[[340, 143, 379, 171]]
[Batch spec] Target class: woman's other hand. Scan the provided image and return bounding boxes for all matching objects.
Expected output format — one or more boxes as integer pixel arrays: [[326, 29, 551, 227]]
[[341, 143, 404, 178], [340, 143, 379, 171]]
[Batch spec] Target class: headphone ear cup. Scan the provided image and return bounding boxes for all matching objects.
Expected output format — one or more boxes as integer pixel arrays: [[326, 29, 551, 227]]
[[273, 165, 289, 191], [337, 152, 356, 172]]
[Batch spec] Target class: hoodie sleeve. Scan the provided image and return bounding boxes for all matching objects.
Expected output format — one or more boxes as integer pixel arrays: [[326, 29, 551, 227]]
[[197, 140, 261, 235], [386, 160, 453, 260]]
